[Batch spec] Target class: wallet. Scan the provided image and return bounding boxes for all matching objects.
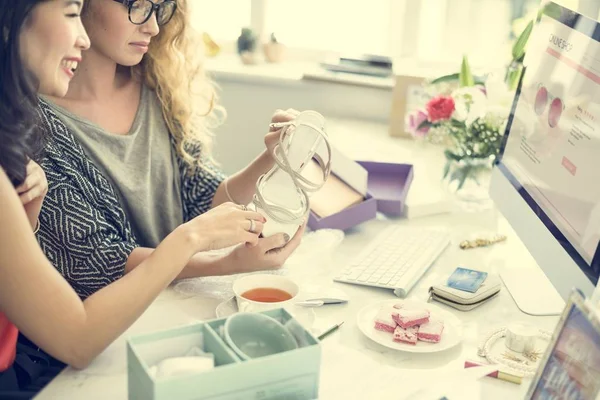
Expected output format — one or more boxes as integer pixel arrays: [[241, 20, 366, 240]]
[[429, 274, 501, 311]]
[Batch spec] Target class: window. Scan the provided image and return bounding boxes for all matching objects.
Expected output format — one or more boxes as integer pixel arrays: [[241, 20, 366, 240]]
[[190, 0, 600, 68], [264, 0, 392, 56], [413, 0, 525, 66], [415, 0, 599, 67], [190, 0, 251, 42]]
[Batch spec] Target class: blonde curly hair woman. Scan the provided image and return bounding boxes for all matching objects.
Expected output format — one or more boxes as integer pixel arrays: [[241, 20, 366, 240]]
[[37, 0, 305, 299]]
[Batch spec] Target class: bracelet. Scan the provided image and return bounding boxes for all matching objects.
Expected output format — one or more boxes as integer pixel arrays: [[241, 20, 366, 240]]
[[223, 177, 236, 204], [33, 218, 40, 234], [477, 326, 552, 377]]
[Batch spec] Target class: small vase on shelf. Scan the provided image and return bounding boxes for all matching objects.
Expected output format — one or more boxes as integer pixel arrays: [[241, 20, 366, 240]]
[[263, 33, 286, 63], [237, 27, 258, 65], [202, 32, 221, 58]]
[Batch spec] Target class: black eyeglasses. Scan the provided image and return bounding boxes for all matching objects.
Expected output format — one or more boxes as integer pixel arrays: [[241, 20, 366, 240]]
[[113, 0, 177, 26]]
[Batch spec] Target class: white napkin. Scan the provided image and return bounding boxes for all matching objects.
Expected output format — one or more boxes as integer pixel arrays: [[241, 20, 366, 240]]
[[149, 347, 215, 379]]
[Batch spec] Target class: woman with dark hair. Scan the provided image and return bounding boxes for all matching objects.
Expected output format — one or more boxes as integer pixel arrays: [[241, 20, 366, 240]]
[[0, 1, 266, 396]]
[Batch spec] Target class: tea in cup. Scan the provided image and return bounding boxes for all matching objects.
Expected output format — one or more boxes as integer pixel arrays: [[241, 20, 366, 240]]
[[233, 275, 299, 313], [241, 287, 292, 303]]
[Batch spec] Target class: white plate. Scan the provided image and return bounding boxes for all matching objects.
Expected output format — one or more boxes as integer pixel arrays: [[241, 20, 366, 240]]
[[356, 299, 463, 353]]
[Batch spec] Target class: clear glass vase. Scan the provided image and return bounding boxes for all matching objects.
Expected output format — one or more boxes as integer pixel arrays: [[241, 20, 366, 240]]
[[443, 157, 494, 212]]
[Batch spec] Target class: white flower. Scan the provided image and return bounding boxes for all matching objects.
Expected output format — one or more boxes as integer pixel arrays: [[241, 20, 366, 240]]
[[450, 73, 514, 127], [484, 72, 514, 117], [451, 87, 487, 125]]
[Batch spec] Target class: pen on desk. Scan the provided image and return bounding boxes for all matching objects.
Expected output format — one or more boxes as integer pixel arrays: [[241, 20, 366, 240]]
[[464, 360, 523, 385], [318, 322, 344, 340]]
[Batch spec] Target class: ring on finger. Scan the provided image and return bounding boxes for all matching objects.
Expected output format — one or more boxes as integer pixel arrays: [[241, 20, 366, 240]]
[[248, 219, 255, 233], [270, 121, 292, 130]]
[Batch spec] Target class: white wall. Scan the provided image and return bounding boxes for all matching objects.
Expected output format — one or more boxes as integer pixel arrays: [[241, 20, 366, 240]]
[[210, 74, 393, 174]]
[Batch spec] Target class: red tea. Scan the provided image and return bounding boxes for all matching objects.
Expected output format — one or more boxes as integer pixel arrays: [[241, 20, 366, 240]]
[[241, 287, 292, 303]]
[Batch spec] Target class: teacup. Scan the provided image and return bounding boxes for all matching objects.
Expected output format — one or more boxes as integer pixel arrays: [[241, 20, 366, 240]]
[[233, 274, 299, 313], [223, 313, 298, 360]]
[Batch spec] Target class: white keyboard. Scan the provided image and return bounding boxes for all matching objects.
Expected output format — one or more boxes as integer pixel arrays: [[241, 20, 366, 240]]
[[334, 226, 451, 297]]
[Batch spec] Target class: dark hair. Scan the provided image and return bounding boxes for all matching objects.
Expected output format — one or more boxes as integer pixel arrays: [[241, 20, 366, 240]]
[[0, 0, 47, 187]]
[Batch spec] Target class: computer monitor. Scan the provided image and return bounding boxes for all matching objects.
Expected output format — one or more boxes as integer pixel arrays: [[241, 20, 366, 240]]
[[490, 1, 600, 310]]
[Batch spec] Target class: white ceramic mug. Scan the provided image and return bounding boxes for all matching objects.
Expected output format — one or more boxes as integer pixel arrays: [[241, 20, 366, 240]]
[[232, 274, 299, 313]]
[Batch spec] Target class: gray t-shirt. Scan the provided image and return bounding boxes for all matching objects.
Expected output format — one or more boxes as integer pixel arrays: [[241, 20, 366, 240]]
[[44, 85, 184, 248]]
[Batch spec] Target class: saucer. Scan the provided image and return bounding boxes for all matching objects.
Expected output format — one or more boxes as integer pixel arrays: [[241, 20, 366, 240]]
[[216, 297, 238, 318]]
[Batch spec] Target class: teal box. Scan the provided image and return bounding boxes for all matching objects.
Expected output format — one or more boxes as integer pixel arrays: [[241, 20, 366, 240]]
[[127, 308, 321, 400]]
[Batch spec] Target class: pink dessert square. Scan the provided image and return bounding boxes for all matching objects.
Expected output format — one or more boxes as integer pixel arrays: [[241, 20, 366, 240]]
[[393, 325, 418, 345], [392, 308, 430, 329], [374, 307, 396, 333], [417, 320, 444, 343]]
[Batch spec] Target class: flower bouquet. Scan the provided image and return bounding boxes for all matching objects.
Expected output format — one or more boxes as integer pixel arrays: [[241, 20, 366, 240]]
[[403, 7, 540, 205], [403, 3, 560, 202], [405, 56, 512, 195]]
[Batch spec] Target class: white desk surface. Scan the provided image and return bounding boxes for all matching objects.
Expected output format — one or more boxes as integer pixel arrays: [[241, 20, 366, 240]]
[[35, 119, 561, 399]]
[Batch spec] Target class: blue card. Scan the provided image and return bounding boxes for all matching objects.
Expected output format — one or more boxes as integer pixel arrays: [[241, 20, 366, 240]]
[[447, 267, 488, 293]]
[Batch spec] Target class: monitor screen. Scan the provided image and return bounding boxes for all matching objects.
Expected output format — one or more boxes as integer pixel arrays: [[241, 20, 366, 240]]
[[496, 1, 600, 286], [529, 292, 600, 399]]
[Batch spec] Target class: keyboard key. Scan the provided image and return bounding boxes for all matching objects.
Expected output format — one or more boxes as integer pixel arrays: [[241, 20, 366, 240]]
[[346, 270, 363, 279], [378, 276, 392, 285]]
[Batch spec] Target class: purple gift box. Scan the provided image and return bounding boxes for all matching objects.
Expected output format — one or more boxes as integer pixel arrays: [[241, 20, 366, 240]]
[[357, 161, 414, 216], [307, 161, 414, 231]]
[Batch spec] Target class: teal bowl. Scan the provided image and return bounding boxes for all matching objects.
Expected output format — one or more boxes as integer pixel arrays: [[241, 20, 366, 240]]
[[224, 313, 298, 360]]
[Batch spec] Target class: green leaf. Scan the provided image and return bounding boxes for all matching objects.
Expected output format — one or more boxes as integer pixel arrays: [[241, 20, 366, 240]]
[[444, 150, 462, 162], [512, 20, 534, 62], [430, 72, 486, 86], [457, 169, 469, 190], [505, 61, 524, 90], [459, 55, 475, 87], [450, 119, 467, 129], [442, 161, 451, 179], [449, 164, 473, 190], [417, 120, 433, 131], [430, 73, 460, 85], [541, 3, 562, 20], [450, 167, 466, 185]]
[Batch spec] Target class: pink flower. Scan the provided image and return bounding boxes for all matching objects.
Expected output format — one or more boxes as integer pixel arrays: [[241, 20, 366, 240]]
[[426, 96, 456, 123], [405, 110, 430, 137]]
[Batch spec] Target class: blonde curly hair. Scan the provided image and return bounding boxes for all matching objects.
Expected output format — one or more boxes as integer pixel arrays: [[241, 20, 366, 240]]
[[143, 0, 224, 168], [85, 0, 224, 168]]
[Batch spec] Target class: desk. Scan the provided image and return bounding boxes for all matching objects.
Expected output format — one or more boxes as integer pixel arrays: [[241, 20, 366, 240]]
[[36, 119, 561, 399]]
